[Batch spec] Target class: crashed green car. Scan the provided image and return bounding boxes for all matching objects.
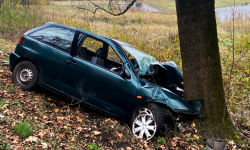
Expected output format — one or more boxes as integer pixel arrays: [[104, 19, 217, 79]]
[[9, 22, 204, 140]]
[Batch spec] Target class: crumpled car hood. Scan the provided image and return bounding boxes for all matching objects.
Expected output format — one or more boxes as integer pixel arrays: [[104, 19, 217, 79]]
[[138, 79, 204, 117], [149, 61, 183, 85], [139, 79, 193, 110]]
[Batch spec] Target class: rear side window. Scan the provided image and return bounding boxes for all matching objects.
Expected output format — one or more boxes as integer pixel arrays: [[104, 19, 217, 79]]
[[29, 26, 75, 51]]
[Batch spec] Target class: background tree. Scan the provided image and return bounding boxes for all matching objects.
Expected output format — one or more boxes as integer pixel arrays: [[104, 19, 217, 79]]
[[0, 0, 3, 8]]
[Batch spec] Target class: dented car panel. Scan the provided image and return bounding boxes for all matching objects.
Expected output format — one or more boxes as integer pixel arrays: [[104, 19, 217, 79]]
[[135, 79, 204, 117], [9, 22, 204, 123]]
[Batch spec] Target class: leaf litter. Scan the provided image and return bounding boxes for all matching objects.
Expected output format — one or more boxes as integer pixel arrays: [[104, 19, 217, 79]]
[[0, 41, 249, 149]]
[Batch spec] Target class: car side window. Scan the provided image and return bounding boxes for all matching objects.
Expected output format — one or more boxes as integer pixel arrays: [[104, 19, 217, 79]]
[[108, 47, 123, 64], [82, 37, 103, 52], [29, 26, 75, 51], [77, 36, 124, 74]]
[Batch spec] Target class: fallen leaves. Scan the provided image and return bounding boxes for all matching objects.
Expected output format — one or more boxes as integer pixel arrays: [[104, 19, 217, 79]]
[[171, 137, 180, 147], [3, 109, 13, 115], [1, 104, 8, 109], [76, 116, 82, 123], [193, 134, 199, 140], [93, 131, 102, 135], [25, 136, 38, 142], [0, 60, 248, 150], [38, 130, 49, 138], [18, 113, 24, 118], [41, 143, 48, 149], [59, 133, 65, 139], [114, 119, 119, 124], [115, 132, 123, 139], [126, 146, 132, 150], [54, 108, 59, 113], [191, 120, 195, 128], [11, 136, 19, 144]]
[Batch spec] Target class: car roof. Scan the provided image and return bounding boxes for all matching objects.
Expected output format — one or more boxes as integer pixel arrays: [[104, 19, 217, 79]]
[[45, 22, 77, 31]]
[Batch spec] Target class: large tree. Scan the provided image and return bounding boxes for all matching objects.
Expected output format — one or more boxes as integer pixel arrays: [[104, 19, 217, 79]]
[[175, 0, 238, 140]]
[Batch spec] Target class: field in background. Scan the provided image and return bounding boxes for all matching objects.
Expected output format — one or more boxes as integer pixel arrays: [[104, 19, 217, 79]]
[[0, 1, 250, 148], [52, 0, 250, 12], [145, 0, 250, 12]]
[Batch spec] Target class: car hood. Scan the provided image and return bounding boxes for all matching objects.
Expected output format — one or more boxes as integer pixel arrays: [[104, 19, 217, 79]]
[[139, 79, 192, 110], [154, 61, 183, 85], [138, 79, 204, 116]]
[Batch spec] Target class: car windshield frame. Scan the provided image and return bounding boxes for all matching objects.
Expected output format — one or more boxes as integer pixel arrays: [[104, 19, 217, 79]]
[[112, 39, 157, 75]]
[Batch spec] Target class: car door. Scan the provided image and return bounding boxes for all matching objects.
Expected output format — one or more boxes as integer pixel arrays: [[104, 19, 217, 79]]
[[28, 26, 75, 91], [61, 31, 137, 118]]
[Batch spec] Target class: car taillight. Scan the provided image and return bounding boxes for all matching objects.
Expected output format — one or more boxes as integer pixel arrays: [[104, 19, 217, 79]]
[[19, 37, 24, 44]]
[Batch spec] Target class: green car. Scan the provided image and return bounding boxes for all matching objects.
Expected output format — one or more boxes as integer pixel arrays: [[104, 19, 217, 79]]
[[9, 22, 204, 140]]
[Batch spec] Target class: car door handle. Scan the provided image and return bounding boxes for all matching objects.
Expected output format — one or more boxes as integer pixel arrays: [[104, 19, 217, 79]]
[[67, 60, 77, 66]]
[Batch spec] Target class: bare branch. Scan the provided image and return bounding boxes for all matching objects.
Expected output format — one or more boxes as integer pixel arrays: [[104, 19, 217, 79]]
[[75, 0, 137, 16]]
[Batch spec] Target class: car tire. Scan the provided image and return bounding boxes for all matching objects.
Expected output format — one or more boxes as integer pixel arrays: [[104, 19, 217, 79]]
[[12, 61, 38, 90], [131, 103, 165, 140]]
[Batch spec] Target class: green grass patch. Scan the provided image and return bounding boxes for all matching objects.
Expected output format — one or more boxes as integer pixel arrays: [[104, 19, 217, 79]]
[[13, 122, 32, 138], [146, 0, 250, 12], [87, 143, 100, 150], [215, 0, 250, 8], [145, 1, 176, 12], [157, 137, 165, 143], [0, 100, 6, 107], [6, 84, 16, 94]]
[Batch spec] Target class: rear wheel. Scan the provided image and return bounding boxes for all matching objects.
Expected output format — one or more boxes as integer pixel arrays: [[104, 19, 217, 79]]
[[12, 61, 38, 90], [131, 103, 165, 140]]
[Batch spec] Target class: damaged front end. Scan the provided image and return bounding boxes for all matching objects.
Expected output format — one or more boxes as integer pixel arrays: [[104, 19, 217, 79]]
[[139, 78, 204, 118], [113, 39, 204, 118], [138, 61, 204, 118]]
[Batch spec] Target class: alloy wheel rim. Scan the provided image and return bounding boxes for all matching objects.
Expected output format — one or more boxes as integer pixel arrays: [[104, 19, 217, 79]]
[[132, 114, 157, 140], [137, 108, 153, 116], [18, 67, 33, 86]]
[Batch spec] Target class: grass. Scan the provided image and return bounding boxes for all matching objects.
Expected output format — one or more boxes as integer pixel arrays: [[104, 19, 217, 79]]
[[87, 143, 101, 150], [0, 100, 6, 107], [145, 0, 250, 12], [13, 122, 32, 138], [215, 0, 250, 8]]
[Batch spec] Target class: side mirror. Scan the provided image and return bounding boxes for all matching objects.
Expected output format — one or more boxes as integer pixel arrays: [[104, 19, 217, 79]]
[[122, 68, 131, 79]]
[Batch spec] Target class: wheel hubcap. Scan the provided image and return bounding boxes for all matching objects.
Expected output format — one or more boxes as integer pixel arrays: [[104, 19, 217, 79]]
[[132, 114, 157, 140], [18, 68, 33, 86], [137, 108, 153, 116]]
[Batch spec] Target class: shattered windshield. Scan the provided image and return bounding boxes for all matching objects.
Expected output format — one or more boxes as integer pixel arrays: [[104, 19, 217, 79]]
[[113, 39, 157, 75]]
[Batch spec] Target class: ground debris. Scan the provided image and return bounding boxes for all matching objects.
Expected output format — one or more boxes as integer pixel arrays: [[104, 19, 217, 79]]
[[0, 49, 249, 149]]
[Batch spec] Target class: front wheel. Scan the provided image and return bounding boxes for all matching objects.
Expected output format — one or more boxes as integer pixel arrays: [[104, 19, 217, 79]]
[[12, 61, 38, 90], [131, 103, 165, 140]]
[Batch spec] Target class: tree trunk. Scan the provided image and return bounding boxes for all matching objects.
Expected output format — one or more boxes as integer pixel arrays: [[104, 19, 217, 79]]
[[175, 0, 239, 140]]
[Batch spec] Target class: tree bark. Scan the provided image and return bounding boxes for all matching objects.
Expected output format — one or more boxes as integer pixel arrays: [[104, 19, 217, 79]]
[[175, 0, 239, 140]]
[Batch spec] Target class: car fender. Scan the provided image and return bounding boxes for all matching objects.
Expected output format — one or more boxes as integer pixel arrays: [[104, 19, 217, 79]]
[[135, 79, 204, 117]]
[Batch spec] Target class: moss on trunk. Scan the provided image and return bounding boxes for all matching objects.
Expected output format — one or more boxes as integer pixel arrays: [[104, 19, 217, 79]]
[[175, 0, 241, 142]]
